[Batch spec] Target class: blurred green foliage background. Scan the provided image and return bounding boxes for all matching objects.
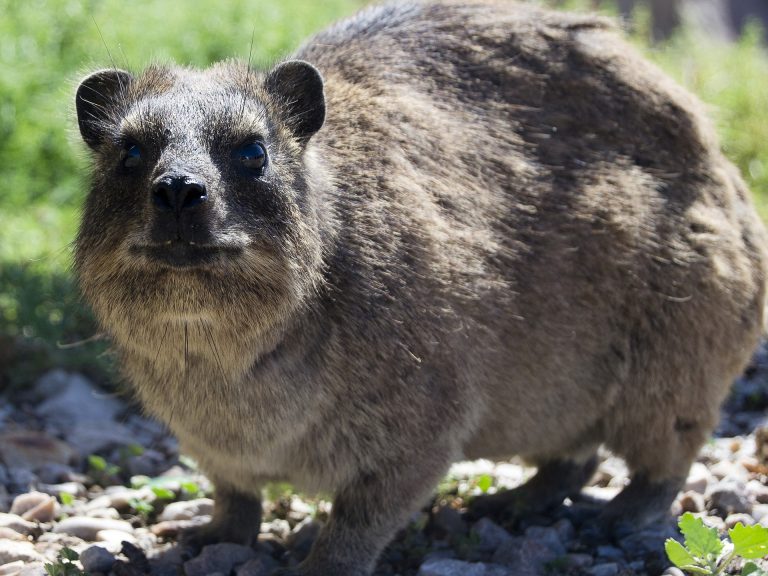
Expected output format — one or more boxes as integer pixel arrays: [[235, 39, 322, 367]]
[[0, 0, 766, 389]]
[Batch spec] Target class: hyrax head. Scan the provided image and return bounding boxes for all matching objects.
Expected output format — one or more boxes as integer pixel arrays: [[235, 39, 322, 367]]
[[74, 61, 327, 335]]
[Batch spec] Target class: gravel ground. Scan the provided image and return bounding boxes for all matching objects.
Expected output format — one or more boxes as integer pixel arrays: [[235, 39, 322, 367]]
[[0, 342, 767, 576]]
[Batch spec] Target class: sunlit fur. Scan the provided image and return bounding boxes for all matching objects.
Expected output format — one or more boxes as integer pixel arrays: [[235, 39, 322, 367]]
[[75, 1, 767, 574]]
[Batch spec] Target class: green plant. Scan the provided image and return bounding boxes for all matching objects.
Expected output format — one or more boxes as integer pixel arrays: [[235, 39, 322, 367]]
[[87, 454, 120, 484], [665, 512, 768, 575], [44, 547, 86, 576]]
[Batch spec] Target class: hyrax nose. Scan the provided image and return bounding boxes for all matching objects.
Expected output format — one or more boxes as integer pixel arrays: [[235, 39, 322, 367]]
[[151, 175, 207, 214]]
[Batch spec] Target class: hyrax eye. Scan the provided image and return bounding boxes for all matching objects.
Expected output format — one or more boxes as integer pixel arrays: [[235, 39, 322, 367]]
[[236, 142, 267, 172], [122, 143, 143, 170]]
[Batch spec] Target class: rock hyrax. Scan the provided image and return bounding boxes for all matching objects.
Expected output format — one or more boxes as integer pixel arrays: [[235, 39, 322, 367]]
[[74, 1, 767, 574]]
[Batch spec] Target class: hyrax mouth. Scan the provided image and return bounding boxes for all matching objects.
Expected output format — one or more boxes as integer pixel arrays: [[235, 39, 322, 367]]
[[131, 240, 243, 269]]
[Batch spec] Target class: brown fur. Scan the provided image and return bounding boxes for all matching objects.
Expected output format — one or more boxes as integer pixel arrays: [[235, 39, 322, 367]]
[[74, 1, 767, 574]]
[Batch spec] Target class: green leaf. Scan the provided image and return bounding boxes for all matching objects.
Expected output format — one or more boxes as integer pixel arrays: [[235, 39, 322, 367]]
[[476, 474, 493, 494], [181, 481, 200, 496], [151, 486, 175, 500], [665, 538, 700, 569], [60, 547, 79, 562], [59, 492, 74, 506], [741, 561, 768, 576], [680, 512, 723, 560], [730, 523, 768, 560], [87, 454, 107, 472]]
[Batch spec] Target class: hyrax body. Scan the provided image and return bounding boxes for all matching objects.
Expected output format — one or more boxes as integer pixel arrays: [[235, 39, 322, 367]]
[[75, 1, 766, 574]]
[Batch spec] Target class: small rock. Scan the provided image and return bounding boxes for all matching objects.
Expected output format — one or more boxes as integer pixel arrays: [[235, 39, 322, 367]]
[[53, 517, 133, 540], [97, 529, 139, 547], [707, 482, 751, 516], [685, 462, 714, 494], [0, 514, 37, 536], [748, 480, 768, 504], [551, 519, 575, 543], [565, 554, 594, 568], [417, 559, 510, 576], [104, 488, 156, 511], [0, 541, 44, 564], [432, 506, 467, 538], [150, 517, 210, 539], [183, 543, 258, 576], [709, 460, 747, 483], [523, 526, 564, 555], [5, 468, 36, 495], [678, 491, 705, 513], [0, 529, 25, 541], [262, 519, 291, 540], [587, 562, 619, 576], [492, 536, 563, 573], [125, 450, 166, 477], [235, 555, 280, 576], [725, 513, 755, 529], [35, 463, 74, 485], [37, 482, 86, 498], [157, 498, 214, 522], [751, 504, 768, 523], [10, 492, 58, 522], [0, 432, 75, 470], [36, 371, 121, 425], [471, 518, 513, 553], [67, 422, 135, 456], [80, 545, 116, 574], [596, 545, 624, 561], [18, 563, 45, 576], [0, 561, 24, 576], [662, 568, 685, 576], [86, 507, 121, 520]]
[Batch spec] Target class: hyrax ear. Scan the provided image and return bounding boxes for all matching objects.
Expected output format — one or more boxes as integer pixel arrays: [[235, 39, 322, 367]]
[[76, 69, 134, 149], [264, 60, 325, 142]]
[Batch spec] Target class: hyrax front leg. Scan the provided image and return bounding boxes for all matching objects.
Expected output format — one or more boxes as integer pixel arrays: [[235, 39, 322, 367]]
[[470, 453, 598, 523], [181, 481, 263, 554], [596, 471, 684, 538], [276, 459, 451, 576]]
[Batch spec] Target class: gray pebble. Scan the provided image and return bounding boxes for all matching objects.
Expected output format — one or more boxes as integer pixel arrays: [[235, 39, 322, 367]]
[[432, 506, 467, 538], [235, 555, 281, 576], [596, 545, 624, 562], [679, 490, 706, 513], [417, 559, 511, 576], [565, 553, 594, 568], [587, 562, 619, 576], [492, 535, 563, 573], [53, 517, 133, 541], [157, 498, 213, 522], [470, 518, 513, 553], [0, 514, 36, 536], [551, 519, 575, 543], [0, 540, 45, 564], [80, 545, 116, 574], [707, 482, 751, 516], [183, 543, 258, 576], [725, 512, 755, 528], [523, 526, 564, 555]]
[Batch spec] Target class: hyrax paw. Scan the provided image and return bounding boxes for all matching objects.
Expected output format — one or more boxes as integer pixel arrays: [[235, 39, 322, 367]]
[[179, 522, 257, 558]]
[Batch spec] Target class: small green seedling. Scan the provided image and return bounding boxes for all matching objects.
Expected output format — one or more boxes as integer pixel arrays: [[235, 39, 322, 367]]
[[665, 512, 768, 575], [87, 454, 121, 484], [44, 547, 86, 576]]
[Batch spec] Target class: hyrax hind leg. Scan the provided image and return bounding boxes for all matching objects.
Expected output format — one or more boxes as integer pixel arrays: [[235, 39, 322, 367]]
[[180, 479, 263, 555], [470, 449, 599, 524]]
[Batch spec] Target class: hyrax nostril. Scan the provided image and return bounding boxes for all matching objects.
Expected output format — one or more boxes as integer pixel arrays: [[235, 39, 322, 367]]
[[151, 176, 207, 213]]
